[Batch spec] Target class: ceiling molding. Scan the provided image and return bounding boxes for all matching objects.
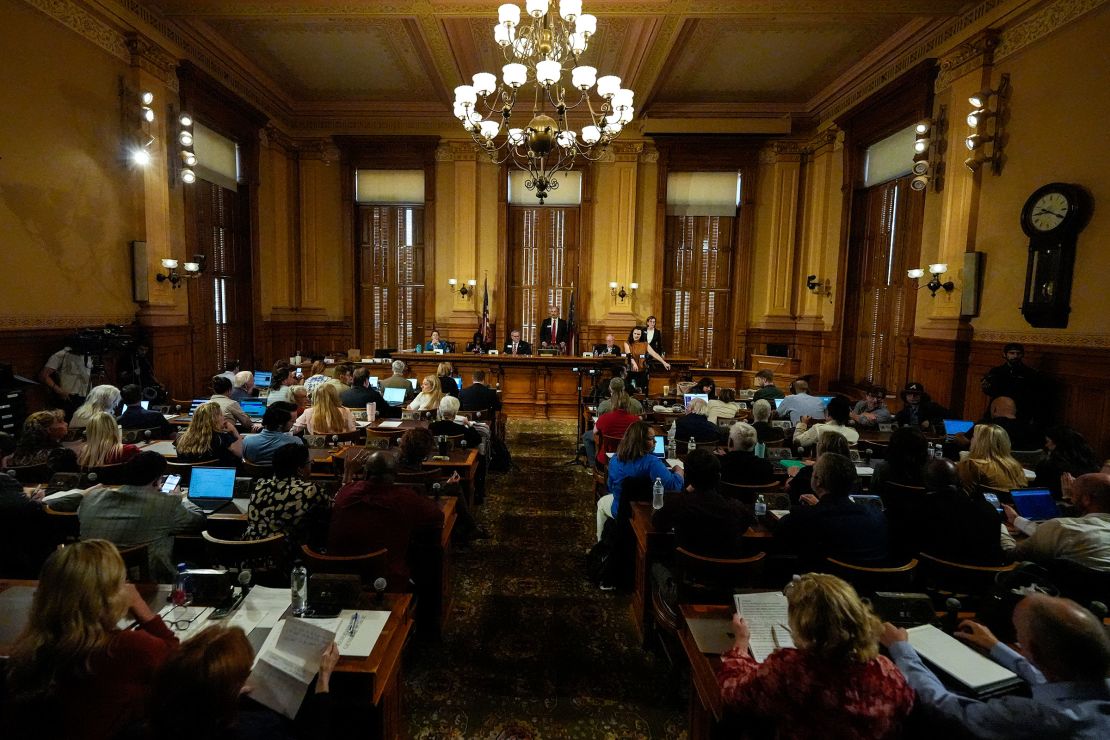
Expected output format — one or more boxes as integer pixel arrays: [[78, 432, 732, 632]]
[[994, 0, 1108, 62], [23, 0, 131, 63]]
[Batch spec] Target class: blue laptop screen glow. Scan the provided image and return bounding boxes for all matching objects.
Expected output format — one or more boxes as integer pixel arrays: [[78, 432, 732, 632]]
[[368, 375, 378, 388], [683, 393, 709, 409], [188, 467, 236, 501], [774, 398, 785, 409], [253, 371, 272, 387], [653, 435, 665, 455], [188, 398, 209, 415], [240, 400, 267, 417], [382, 386, 406, 405], [409, 378, 419, 390], [1011, 488, 1058, 520], [819, 396, 834, 406], [943, 419, 975, 435]]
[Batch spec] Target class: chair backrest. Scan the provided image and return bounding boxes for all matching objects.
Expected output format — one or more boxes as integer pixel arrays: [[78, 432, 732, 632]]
[[122, 427, 163, 444], [117, 542, 152, 582], [824, 557, 918, 596], [43, 505, 80, 545], [240, 460, 274, 479], [719, 480, 783, 506], [879, 480, 927, 508], [1011, 449, 1046, 467], [201, 531, 286, 571], [918, 552, 1017, 598], [6, 463, 52, 485], [366, 428, 405, 446], [300, 544, 388, 585], [675, 547, 767, 600], [695, 440, 720, 451], [597, 430, 621, 457], [86, 463, 129, 486]]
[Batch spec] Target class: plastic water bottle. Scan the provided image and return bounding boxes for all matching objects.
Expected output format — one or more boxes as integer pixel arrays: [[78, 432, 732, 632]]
[[932, 443, 944, 459], [666, 436, 677, 459], [755, 494, 768, 519], [652, 477, 665, 510], [687, 436, 697, 453], [290, 562, 308, 616], [668, 420, 677, 441], [171, 563, 192, 607], [754, 442, 766, 459]]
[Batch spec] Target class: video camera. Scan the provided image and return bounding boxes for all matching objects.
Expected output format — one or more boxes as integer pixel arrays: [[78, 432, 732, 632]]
[[70, 324, 135, 356]]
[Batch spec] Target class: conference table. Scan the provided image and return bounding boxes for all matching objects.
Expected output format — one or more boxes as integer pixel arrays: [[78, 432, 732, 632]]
[[0, 579, 415, 739]]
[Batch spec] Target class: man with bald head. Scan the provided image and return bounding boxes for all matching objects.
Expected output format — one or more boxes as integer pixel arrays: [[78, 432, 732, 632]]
[[882, 593, 1110, 737], [985, 395, 1042, 451], [594, 333, 621, 356], [327, 449, 443, 586], [1002, 472, 1110, 571]]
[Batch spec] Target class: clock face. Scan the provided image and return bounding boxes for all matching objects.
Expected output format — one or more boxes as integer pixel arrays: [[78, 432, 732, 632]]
[[1030, 191, 1070, 231]]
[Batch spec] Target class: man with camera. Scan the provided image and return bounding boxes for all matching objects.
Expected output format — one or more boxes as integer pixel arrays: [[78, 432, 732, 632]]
[[40, 346, 93, 418]]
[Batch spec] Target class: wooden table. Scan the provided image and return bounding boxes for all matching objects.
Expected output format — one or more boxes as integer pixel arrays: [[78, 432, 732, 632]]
[[422, 447, 480, 509], [679, 603, 733, 740]]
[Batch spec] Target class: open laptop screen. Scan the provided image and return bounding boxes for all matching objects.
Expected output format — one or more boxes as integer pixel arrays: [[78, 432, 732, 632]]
[[382, 386, 406, 406], [943, 419, 975, 435], [653, 435, 665, 456], [409, 378, 419, 390], [1011, 488, 1059, 521], [253, 370, 272, 387], [188, 467, 236, 502], [240, 400, 267, 418], [188, 398, 209, 415], [368, 375, 378, 389], [683, 393, 709, 409], [774, 397, 785, 409]]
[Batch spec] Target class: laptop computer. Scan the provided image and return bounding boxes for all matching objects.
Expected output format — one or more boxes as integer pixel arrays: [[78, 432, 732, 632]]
[[683, 393, 709, 409], [120, 400, 150, 414], [943, 419, 975, 436], [819, 395, 834, 407], [774, 397, 785, 409], [187, 398, 210, 416], [368, 375, 378, 389], [409, 378, 419, 390], [239, 399, 267, 419], [186, 467, 237, 514], [253, 370, 272, 387], [382, 386, 407, 406], [849, 494, 885, 511], [1011, 488, 1059, 521], [653, 435, 666, 457]]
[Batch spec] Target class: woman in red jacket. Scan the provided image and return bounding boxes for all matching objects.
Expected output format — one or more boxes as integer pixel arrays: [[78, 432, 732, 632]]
[[3, 540, 179, 740]]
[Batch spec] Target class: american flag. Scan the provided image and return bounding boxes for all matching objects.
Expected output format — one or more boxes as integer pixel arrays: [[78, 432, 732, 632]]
[[480, 277, 492, 345], [566, 289, 576, 354]]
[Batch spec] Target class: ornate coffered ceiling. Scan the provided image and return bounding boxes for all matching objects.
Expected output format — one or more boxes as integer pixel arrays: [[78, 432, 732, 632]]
[[124, 0, 976, 134]]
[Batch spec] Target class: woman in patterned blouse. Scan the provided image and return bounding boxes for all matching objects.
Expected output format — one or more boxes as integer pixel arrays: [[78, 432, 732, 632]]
[[244, 443, 327, 549], [717, 573, 914, 739]]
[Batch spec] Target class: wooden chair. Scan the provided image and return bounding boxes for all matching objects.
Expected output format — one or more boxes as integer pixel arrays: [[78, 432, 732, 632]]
[[674, 547, 767, 602], [43, 505, 80, 546], [239, 460, 274, 479], [720, 480, 782, 505], [5, 463, 52, 485], [86, 463, 129, 486], [117, 542, 152, 582], [165, 459, 220, 486], [434, 434, 465, 451], [1011, 449, 1046, 467], [122, 427, 164, 444], [918, 552, 1017, 602], [366, 428, 405, 447], [823, 557, 918, 596], [300, 544, 388, 585], [694, 440, 720, 452], [200, 531, 287, 576]]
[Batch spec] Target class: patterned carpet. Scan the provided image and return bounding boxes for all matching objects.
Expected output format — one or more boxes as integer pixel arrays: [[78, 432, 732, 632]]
[[405, 420, 687, 739]]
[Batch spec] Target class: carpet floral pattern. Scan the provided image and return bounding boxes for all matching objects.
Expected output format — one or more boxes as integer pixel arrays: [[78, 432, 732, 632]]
[[405, 421, 687, 739]]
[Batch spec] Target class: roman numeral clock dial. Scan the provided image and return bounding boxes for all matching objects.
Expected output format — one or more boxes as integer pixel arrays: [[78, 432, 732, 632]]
[[1019, 183, 1089, 328]]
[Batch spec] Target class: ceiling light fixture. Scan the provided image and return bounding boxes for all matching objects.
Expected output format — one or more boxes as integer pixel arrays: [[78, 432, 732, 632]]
[[451, 1, 633, 203]]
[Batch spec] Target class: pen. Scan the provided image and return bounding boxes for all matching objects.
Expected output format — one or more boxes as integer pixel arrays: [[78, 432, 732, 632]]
[[777, 622, 792, 635], [771, 625, 780, 650], [346, 612, 360, 638]]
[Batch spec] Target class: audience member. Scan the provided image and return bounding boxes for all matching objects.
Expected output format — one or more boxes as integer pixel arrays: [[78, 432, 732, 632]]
[[883, 593, 1110, 737], [266, 368, 296, 406], [379, 360, 413, 398], [327, 450, 443, 588], [981, 396, 1043, 451], [794, 395, 859, 448], [118, 384, 173, 438], [693, 377, 717, 400], [597, 376, 643, 415], [324, 363, 354, 394], [408, 375, 444, 412], [217, 360, 239, 383], [39, 344, 94, 416], [957, 423, 1027, 492], [71, 384, 121, 429], [290, 385, 309, 419], [78, 411, 141, 469], [79, 452, 204, 582], [139, 625, 337, 740], [916, 458, 1007, 565], [229, 370, 255, 401], [676, 397, 720, 444], [775, 453, 888, 565], [893, 381, 948, 431], [850, 385, 893, 428], [869, 426, 929, 495], [981, 342, 1047, 425], [785, 431, 852, 502], [293, 383, 356, 436], [598, 422, 683, 542], [437, 361, 459, 398], [242, 403, 303, 464], [592, 385, 640, 467], [8, 409, 79, 476], [459, 369, 502, 412], [396, 427, 484, 544], [1003, 473, 1110, 571], [719, 422, 775, 486], [719, 574, 913, 738], [775, 379, 826, 425], [653, 449, 753, 558], [752, 369, 784, 403], [174, 401, 243, 466], [705, 387, 741, 425], [2, 540, 179, 740], [750, 399, 785, 443], [341, 367, 397, 417], [244, 443, 326, 550], [429, 395, 483, 450], [1035, 425, 1101, 499], [209, 375, 256, 431], [303, 360, 329, 397]]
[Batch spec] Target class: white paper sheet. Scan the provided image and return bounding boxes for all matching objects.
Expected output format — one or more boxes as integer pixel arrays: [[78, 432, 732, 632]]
[[906, 624, 1019, 691], [377, 420, 403, 428], [335, 609, 389, 658], [735, 591, 795, 662]]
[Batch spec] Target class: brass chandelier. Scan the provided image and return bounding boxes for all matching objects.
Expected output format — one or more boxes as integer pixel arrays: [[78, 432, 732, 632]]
[[452, 0, 635, 203]]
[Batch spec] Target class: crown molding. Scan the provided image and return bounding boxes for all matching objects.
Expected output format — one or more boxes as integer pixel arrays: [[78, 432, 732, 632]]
[[973, 329, 1110, 348], [994, 0, 1109, 62], [23, 0, 131, 63], [0, 313, 137, 330]]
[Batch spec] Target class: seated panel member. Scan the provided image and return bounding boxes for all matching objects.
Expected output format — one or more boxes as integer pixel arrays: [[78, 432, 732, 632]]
[[465, 331, 490, 354], [504, 330, 532, 356], [593, 333, 622, 356], [424, 329, 450, 352]]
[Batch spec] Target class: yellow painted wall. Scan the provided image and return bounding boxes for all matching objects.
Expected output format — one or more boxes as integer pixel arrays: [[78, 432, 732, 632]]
[[297, 158, 345, 319], [0, 0, 139, 324], [257, 139, 295, 317], [970, 4, 1110, 339]]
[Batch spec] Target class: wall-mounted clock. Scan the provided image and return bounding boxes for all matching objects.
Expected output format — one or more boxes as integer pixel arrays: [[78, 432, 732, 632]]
[[1019, 182, 1090, 328]]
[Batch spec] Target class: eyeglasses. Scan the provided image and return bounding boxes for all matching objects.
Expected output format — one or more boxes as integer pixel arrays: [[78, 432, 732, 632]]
[[163, 605, 203, 632]]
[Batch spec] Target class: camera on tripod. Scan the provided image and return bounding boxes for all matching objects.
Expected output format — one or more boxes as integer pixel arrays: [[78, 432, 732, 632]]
[[70, 325, 135, 375]]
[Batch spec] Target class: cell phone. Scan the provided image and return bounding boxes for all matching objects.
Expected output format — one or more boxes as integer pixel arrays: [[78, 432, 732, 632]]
[[983, 493, 1003, 514], [295, 368, 303, 378], [159, 474, 181, 494]]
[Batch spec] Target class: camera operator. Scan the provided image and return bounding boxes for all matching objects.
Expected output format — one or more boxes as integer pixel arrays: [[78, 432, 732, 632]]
[[39, 346, 93, 418]]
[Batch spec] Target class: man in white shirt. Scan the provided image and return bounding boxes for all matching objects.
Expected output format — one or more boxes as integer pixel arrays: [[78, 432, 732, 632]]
[[40, 346, 93, 414], [210, 375, 260, 432], [774, 379, 827, 425], [1003, 473, 1110, 571]]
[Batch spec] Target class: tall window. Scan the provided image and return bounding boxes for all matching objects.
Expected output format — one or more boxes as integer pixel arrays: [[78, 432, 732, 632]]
[[508, 206, 579, 344], [662, 215, 735, 364], [358, 205, 425, 351], [841, 175, 921, 388]]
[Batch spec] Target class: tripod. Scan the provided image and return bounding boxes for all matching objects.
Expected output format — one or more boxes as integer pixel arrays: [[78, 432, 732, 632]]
[[563, 366, 597, 467]]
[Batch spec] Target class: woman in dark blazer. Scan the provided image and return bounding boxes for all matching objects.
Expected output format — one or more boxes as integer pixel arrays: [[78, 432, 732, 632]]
[[644, 315, 664, 356]]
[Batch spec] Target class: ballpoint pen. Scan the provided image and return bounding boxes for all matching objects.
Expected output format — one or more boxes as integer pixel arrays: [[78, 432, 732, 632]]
[[347, 612, 360, 638], [771, 625, 780, 650]]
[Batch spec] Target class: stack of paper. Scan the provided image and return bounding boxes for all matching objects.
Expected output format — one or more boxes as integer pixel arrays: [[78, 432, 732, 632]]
[[249, 618, 335, 719], [906, 624, 1023, 696], [734, 591, 795, 662]]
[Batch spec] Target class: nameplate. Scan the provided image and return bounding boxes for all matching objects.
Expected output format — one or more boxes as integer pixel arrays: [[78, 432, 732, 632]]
[[488, 350, 499, 355], [434, 348, 444, 355]]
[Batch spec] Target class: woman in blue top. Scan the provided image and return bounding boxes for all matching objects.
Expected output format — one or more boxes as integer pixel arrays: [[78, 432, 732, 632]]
[[597, 421, 683, 541], [424, 330, 450, 352]]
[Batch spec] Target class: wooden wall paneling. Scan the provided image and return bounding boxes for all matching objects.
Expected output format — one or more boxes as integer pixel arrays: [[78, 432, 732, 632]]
[[0, 328, 85, 412], [145, 324, 196, 401]]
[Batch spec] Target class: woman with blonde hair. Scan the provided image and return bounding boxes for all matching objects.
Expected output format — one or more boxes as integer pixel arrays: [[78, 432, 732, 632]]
[[408, 374, 444, 412], [78, 411, 140, 469], [71, 384, 122, 429], [2, 540, 178, 740], [437, 361, 459, 397], [8, 409, 79, 477], [303, 360, 329, 398], [174, 400, 242, 466], [958, 423, 1027, 492], [718, 573, 913, 738], [292, 382, 356, 435]]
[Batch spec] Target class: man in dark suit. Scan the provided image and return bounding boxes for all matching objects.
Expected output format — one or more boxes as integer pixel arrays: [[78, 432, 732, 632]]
[[117, 384, 173, 438], [460, 369, 501, 411], [774, 452, 889, 566], [539, 304, 568, 351], [504, 330, 532, 356], [341, 367, 399, 418], [652, 450, 754, 558], [593, 333, 621, 356]]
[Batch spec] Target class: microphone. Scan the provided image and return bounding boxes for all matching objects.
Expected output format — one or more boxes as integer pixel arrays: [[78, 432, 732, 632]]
[[372, 577, 387, 604], [225, 569, 252, 612], [174, 404, 182, 414], [1090, 601, 1108, 621], [144, 429, 153, 443], [431, 481, 442, 501], [944, 597, 962, 634]]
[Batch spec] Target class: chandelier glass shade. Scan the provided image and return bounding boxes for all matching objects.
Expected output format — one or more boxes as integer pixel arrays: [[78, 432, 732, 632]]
[[452, 0, 634, 203]]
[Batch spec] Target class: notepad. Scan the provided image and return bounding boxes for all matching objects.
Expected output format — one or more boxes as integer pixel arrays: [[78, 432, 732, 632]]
[[377, 420, 403, 428], [687, 616, 736, 655], [905, 624, 1022, 696], [734, 591, 795, 662]]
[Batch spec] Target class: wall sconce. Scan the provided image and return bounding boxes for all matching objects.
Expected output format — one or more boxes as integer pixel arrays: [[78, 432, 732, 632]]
[[806, 274, 831, 300], [121, 83, 157, 168], [609, 281, 637, 302], [907, 264, 954, 296], [178, 109, 196, 185], [964, 73, 1009, 175], [448, 278, 477, 299], [156, 255, 205, 288], [910, 106, 947, 193]]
